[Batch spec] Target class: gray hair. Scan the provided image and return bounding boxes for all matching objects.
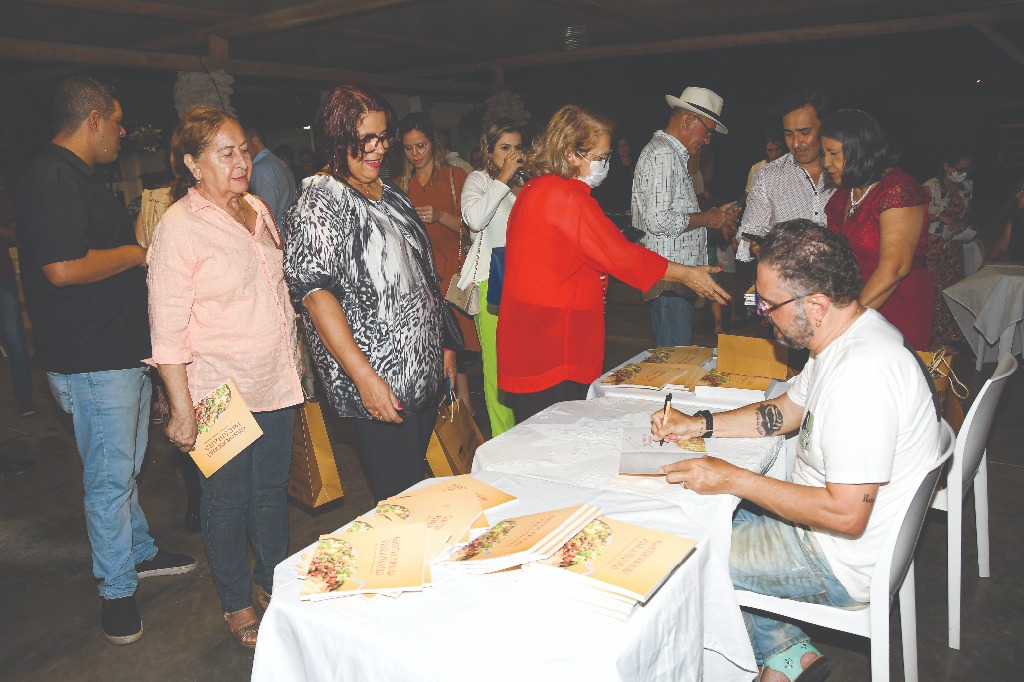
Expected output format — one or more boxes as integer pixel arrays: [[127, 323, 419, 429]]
[[758, 219, 863, 306]]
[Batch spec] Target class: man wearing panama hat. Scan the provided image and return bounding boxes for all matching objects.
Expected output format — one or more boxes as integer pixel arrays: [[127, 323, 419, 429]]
[[632, 86, 740, 346]]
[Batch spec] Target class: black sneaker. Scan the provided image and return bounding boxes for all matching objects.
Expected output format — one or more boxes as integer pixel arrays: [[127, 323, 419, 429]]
[[102, 595, 143, 645], [136, 550, 197, 578]]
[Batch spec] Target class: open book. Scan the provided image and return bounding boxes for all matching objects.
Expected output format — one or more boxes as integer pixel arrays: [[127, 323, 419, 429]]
[[619, 425, 706, 475]]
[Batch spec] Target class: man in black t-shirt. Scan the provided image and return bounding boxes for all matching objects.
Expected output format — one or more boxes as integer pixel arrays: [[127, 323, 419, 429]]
[[16, 76, 196, 646]]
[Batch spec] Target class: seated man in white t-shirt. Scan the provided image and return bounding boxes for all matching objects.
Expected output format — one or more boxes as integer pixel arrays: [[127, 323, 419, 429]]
[[652, 218, 940, 682]]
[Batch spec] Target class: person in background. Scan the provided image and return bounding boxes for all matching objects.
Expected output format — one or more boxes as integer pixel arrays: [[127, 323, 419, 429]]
[[459, 118, 525, 436], [745, 130, 786, 193], [470, 148, 484, 170], [591, 134, 635, 215], [438, 129, 475, 175], [633, 87, 738, 347], [0, 174, 36, 418], [16, 75, 195, 645], [498, 104, 728, 422], [246, 125, 297, 228], [924, 145, 973, 349], [150, 105, 303, 649], [397, 112, 479, 410], [297, 148, 317, 178], [737, 90, 835, 262], [984, 177, 1024, 265], [652, 219, 940, 682], [285, 85, 459, 501], [822, 109, 932, 350], [274, 144, 302, 186]]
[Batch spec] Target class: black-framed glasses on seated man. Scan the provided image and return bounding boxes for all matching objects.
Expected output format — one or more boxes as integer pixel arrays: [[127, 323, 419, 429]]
[[754, 289, 802, 317], [359, 131, 393, 152]]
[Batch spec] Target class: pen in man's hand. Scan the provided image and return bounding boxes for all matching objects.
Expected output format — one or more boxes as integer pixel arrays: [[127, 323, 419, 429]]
[[660, 393, 672, 446]]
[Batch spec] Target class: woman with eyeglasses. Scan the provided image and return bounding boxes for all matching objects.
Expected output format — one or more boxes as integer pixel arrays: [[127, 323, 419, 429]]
[[496, 104, 729, 422], [821, 109, 932, 350], [924, 145, 974, 348], [984, 178, 1024, 265], [284, 85, 460, 501], [397, 112, 479, 411], [457, 118, 526, 437]]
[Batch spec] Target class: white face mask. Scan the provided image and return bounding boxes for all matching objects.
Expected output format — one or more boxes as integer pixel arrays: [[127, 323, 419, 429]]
[[577, 153, 610, 188], [949, 170, 968, 183]]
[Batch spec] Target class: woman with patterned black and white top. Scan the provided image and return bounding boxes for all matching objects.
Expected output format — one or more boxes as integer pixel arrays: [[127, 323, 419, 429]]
[[284, 85, 460, 500]]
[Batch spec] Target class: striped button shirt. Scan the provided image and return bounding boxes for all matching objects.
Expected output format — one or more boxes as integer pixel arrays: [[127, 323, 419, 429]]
[[737, 153, 836, 261]]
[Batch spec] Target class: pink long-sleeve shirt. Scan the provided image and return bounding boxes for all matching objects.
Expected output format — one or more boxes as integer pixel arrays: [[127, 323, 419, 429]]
[[148, 189, 303, 411]]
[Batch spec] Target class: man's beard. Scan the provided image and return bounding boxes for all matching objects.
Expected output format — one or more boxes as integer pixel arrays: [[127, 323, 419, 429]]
[[771, 301, 814, 349]]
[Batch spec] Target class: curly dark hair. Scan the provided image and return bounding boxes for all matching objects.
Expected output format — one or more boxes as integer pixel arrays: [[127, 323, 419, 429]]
[[314, 84, 396, 181], [759, 219, 862, 306], [819, 109, 899, 188]]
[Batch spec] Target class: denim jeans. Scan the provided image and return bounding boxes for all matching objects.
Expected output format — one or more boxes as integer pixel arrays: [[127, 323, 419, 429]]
[[0, 278, 33, 401], [650, 293, 695, 347], [199, 406, 296, 613], [352, 405, 435, 501], [730, 507, 865, 665], [47, 367, 157, 599]]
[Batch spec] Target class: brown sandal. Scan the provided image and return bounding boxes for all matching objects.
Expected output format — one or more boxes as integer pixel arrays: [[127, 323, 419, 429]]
[[254, 583, 271, 611], [224, 607, 260, 649]]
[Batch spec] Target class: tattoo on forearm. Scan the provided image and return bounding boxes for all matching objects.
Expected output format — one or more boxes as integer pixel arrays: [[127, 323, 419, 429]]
[[755, 403, 783, 436], [862, 494, 876, 504]]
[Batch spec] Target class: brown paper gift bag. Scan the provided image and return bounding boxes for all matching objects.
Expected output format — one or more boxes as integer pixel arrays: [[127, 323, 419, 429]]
[[288, 400, 344, 507], [426, 396, 484, 477]]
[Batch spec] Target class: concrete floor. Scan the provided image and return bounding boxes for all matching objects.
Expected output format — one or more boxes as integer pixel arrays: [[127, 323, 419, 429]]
[[1, 301, 1020, 681]]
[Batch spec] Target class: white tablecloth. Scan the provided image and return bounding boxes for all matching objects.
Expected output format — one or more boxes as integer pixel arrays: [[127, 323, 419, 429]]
[[944, 264, 1024, 370], [252, 472, 758, 682], [963, 239, 985, 277]]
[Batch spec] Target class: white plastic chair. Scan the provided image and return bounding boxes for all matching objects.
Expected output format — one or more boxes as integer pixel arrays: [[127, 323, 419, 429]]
[[930, 352, 1017, 649], [736, 421, 955, 682]]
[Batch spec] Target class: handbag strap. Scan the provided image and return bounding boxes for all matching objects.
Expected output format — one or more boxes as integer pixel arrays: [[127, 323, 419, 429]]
[[447, 168, 482, 280]]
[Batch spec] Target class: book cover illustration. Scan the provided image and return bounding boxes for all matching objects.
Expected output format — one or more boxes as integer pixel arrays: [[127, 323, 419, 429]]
[[619, 426, 706, 475], [695, 370, 772, 391], [190, 379, 263, 477], [601, 362, 701, 389], [642, 346, 714, 367]]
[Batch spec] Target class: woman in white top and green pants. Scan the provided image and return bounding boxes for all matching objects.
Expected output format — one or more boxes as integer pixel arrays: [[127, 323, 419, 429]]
[[459, 119, 525, 436]]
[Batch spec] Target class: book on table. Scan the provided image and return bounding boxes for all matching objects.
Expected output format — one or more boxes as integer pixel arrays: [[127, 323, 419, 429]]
[[618, 426, 707, 475], [357, 489, 485, 561], [189, 379, 263, 477], [601, 362, 707, 391], [395, 474, 518, 518], [641, 345, 715, 367], [439, 504, 603, 574], [298, 522, 431, 600], [521, 515, 698, 618]]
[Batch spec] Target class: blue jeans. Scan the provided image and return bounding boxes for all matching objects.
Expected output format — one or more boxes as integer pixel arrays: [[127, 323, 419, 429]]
[[0, 278, 33, 401], [47, 367, 157, 600], [199, 406, 296, 613], [650, 293, 695, 347], [730, 507, 864, 665]]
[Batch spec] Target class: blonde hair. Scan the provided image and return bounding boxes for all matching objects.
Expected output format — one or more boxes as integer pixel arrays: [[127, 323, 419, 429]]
[[479, 118, 524, 180], [525, 104, 612, 179]]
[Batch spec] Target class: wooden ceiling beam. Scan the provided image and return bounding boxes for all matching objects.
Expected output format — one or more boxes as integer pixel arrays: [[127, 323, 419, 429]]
[[531, 0, 671, 32], [0, 37, 490, 94], [973, 23, 1024, 68], [141, 0, 434, 51], [392, 2, 1024, 77]]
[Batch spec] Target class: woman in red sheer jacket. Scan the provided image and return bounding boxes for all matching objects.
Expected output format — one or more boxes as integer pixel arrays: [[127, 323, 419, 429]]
[[821, 109, 932, 349]]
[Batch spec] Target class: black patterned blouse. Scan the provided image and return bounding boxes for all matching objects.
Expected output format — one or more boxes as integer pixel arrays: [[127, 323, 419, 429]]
[[284, 174, 452, 418]]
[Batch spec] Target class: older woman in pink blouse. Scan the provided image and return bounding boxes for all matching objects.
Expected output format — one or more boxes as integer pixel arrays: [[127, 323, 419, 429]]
[[148, 105, 302, 649]]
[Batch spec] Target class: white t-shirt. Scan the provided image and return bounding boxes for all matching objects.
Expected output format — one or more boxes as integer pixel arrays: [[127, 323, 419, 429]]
[[785, 309, 940, 602]]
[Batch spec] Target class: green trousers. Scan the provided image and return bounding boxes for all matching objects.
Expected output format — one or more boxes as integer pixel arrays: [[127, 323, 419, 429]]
[[474, 279, 516, 437]]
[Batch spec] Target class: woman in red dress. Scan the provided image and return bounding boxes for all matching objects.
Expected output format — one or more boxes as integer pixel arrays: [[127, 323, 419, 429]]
[[496, 105, 729, 422], [821, 109, 933, 349]]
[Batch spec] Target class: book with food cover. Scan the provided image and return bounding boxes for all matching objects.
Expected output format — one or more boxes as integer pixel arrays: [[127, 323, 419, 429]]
[[661, 364, 709, 392], [190, 379, 263, 477], [298, 523, 429, 600], [619, 426, 706, 475], [440, 505, 602, 574], [396, 475, 517, 514], [364, 490, 484, 559], [600, 363, 701, 390], [642, 346, 715, 367], [524, 516, 697, 605], [694, 370, 773, 391]]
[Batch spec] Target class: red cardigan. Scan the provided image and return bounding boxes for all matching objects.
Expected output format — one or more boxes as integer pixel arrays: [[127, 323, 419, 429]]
[[496, 174, 668, 393]]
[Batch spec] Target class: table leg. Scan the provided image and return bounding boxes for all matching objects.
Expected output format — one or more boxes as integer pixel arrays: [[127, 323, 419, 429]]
[[976, 335, 986, 372]]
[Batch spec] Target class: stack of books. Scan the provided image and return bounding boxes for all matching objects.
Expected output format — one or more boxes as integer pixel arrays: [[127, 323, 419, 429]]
[[520, 516, 697, 620], [439, 504, 603, 574]]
